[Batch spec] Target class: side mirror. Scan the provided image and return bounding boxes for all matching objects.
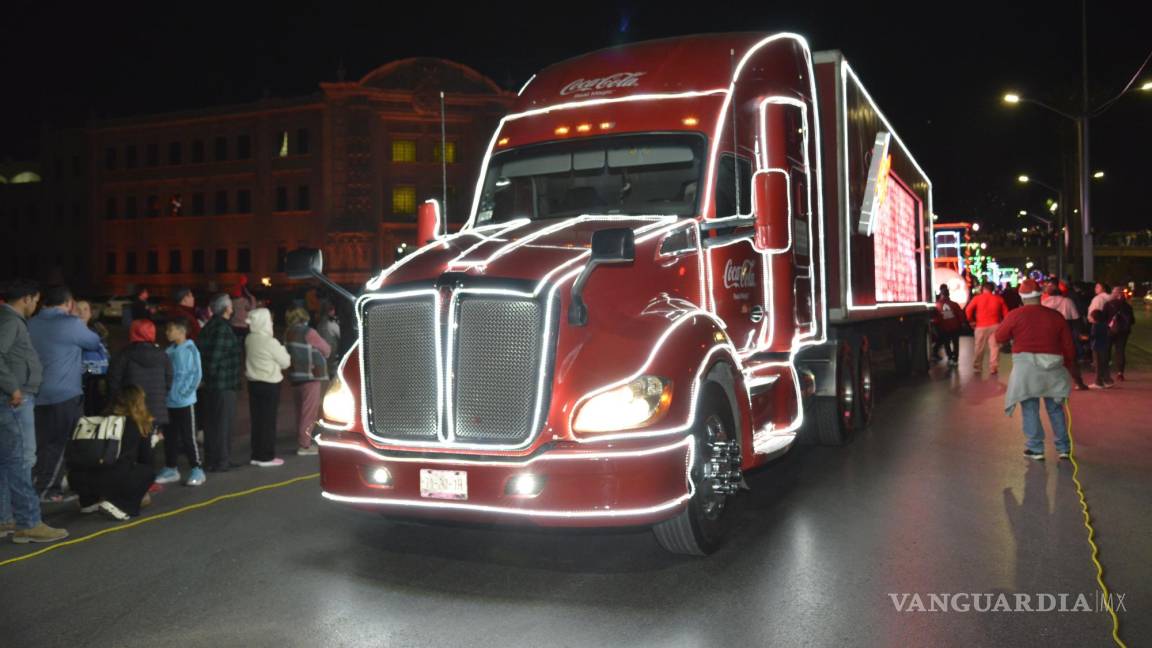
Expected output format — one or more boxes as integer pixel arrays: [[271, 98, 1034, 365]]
[[286, 248, 323, 280], [569, 227, 635, 326], [752, 169, 789, 251], [417, 199, 442, 245]]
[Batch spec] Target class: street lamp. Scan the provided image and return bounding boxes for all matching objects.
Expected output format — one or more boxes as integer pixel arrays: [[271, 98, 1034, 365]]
[[1093, 171, 1105, 179], [1001, 7, 1152, 281]]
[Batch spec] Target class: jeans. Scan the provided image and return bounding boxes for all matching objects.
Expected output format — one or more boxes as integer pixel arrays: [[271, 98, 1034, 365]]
[[0, 395, 41, 528], [1020, 397, 1069, 454], [939, 332, 960, 362]]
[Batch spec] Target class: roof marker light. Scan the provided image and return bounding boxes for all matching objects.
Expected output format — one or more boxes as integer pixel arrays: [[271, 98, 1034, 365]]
[[599, 121, 615, 130], [682, 116, 699, 126], [576, 123, 592, 133], [555, 126, 570, 135]]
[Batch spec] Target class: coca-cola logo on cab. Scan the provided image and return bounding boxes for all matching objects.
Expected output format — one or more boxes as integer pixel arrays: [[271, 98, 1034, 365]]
[[723, 259, 757, 290], [559, 72, 646, 97]]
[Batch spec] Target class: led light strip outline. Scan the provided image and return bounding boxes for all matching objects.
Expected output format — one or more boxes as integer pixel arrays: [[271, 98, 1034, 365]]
[[422, 198, 443, 241], [320, 436, 697, 520], [365, 219, 534, 291], [839, 61, 935, 311]]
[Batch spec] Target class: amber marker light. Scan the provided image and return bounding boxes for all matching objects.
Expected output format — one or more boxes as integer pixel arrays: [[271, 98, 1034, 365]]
[[497, 137, 510, 146], [576, 123, 592, 133], [599, 121, 615, 130], [682, 116, 699, 126], [555, 126, 570, 135]]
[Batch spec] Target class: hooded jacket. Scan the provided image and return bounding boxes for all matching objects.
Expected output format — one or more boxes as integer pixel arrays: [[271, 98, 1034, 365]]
[[166, 340, 202, 408], [245, 308, 290, 384], [29, 307, 103, 405], [109, 320, 174, 425], [0, 304, 43, 399]]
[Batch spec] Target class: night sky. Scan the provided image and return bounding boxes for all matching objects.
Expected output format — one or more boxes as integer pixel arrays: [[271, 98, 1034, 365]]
[[3, 1, 1148, 232]]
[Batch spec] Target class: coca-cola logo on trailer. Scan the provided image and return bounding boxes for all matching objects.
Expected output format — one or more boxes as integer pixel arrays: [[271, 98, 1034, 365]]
[[559, 72, 646, 97], [723, 259, 757, 289]]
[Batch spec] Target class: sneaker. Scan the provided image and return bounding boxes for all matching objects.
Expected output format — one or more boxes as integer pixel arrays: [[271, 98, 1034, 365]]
[[1103, 380, 1116, 388], [0, 521, 14, 538], [1074, 383, 1090, 391], [948, 359, 958, 366], [1089, 384, 1106, 390], [186, 467, 206, 487], [1023, 450, 1045, 461], [155, 467, 181, 484], [39, 490, 77, 504], [12, 522, 69, 543], [1058, 451, 1071, 460], [140, 493, 152, 509], [1116, 373, 1125, 382], [296, 446, 319, 456], [79, 502, 101, 514], [250, 458, 285, 468], [98, 501, 130, 521], [148, 483, 165, 494]]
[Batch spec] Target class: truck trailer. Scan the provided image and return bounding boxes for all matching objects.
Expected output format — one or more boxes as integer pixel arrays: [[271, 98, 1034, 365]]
[[292, 32, 936, 555]]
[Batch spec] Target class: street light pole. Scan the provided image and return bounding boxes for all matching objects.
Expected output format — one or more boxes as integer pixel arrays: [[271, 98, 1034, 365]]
[[1079, 0, 1093, 280]]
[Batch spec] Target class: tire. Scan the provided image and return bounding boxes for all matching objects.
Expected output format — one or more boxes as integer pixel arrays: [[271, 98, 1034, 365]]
[[856, 335, 874, 427], [811, 340, 856, 446], [653, 384, 739, 556], [909, 322, 930, 376]]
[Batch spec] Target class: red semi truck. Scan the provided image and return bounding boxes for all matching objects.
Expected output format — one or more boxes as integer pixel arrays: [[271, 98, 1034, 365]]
[[290, 32, 935, 555]]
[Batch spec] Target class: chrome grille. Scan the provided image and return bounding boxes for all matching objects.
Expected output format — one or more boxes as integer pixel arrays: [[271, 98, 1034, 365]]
[[453, 297, 545, 444], [361, 298, 439, 441]]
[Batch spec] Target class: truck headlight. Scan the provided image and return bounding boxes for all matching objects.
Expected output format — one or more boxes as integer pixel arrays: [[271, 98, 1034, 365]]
[[573, 376, 672, 433], [322, 378, 356, 426]]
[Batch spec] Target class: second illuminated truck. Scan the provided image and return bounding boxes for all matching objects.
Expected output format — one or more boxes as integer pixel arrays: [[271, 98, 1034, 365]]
[[292, 32, 936, 554]]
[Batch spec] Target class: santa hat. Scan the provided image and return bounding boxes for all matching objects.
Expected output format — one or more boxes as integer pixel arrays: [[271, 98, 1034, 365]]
[[1018, 278, 1042, 299]]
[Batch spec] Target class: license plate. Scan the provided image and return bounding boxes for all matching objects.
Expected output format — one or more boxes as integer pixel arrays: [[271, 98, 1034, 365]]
[[419, 469, 468, 500]]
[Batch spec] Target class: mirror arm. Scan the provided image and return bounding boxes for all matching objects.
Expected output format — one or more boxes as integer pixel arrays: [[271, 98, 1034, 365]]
[[314, 272, 356, 304], [568, 260, 602, 326]]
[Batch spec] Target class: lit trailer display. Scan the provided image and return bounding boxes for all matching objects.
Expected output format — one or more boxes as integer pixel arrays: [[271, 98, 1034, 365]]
[[291, 33, 935, 555]]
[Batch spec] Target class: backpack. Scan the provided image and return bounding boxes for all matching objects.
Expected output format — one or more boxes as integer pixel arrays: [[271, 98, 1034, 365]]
[[68, 416, 126, 467], [1108, 307, 1131, 337]]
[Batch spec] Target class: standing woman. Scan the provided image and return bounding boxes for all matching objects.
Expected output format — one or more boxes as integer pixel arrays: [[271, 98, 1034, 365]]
[[108, 319, 173, 439], [245, 308, 290, 467], [284, 308, 331, 456], [68, 385, 157, 520]]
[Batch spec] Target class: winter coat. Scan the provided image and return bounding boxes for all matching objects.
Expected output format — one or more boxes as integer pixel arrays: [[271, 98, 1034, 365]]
[[244, 308, 290, 384], [29, 308, 103, 405], [198, 316, 242, 391], [0, 304, 43, 399], [166, 340, 202, 408], [934, 298, 966, 334], [109, 342, 174, 425]]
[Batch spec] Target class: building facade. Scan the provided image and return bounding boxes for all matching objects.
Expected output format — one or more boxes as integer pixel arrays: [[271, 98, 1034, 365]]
[[88, 57, 512, 296]]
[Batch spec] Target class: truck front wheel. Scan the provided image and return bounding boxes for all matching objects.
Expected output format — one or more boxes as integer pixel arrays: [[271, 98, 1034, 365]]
[[653, 384, 739, 556]]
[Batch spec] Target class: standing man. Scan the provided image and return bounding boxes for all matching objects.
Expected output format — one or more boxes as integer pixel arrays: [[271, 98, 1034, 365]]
[[0, 280, 67, 543], [1087, 282, 1114, 322], [170, 288, 202, 340], [966, 282, 1009, 375], [198, 294, 242, 473], [995, 279, 1076, 461], [1104, 287, 1134, 382], [28, 285, 102, 502], [934, 284, 966, 367]]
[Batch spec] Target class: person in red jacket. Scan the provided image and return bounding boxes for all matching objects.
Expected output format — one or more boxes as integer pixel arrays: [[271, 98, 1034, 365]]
[[933, 284, 966, 366], [995, 279, 1076, 461], [965, 282, 1009, 375]]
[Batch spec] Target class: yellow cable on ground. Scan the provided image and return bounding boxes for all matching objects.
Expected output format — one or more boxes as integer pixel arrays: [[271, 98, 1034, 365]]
[[1065, 402, 1126, 648], [0, 472, 319, 569]]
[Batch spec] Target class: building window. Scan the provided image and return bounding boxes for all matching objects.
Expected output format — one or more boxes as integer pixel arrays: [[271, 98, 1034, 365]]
[[105, 197, 117, 220], [275, 187, 288, 212], [192, 140, 205, 163], [192, 249, 205, 273], [432, 141, 457, 164], [391, 139, 417, 163], [146, 143, 159, 167], [106, 252, 117, 275], [125, 145, 138, 169], [105, 148, 117, 170], [392, 185, 417, 215], [169, 142, 182, 165], [147, 251, 159, 274], [125, 252, 137, 275], [191, 192, 205, 216], [214, 190, 229, 215], [297, 185, 311, 211], [237, 248, 251, 273], [215, 249, 228, 273], [169, 250, 182, 274], [146, 195, 160, 219], [296, 128, 310, 155], [237, 189, 252, 213], [237, 135, 251, 159], [125, 196, 138, 220], [214, 136, 228, 161], [276, 246, 287, 273], [278, 131, 289, 158]]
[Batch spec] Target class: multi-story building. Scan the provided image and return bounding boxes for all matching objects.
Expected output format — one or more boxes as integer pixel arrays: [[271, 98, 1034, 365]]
[[88, 57, 513, 296]]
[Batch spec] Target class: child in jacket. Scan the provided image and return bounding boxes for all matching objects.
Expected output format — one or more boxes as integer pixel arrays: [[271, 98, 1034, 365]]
[[159, 318, 206, 486]]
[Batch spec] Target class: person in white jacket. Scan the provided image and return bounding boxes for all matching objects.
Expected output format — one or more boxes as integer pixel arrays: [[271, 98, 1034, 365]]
[[244, 308, 290, 467]]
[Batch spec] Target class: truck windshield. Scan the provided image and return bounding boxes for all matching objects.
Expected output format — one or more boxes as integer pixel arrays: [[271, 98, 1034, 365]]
[[475, 134, 705, 224]]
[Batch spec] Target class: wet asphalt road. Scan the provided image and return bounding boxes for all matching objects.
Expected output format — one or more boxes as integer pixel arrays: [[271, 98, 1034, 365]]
[[1, 336, 1149, 648]]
